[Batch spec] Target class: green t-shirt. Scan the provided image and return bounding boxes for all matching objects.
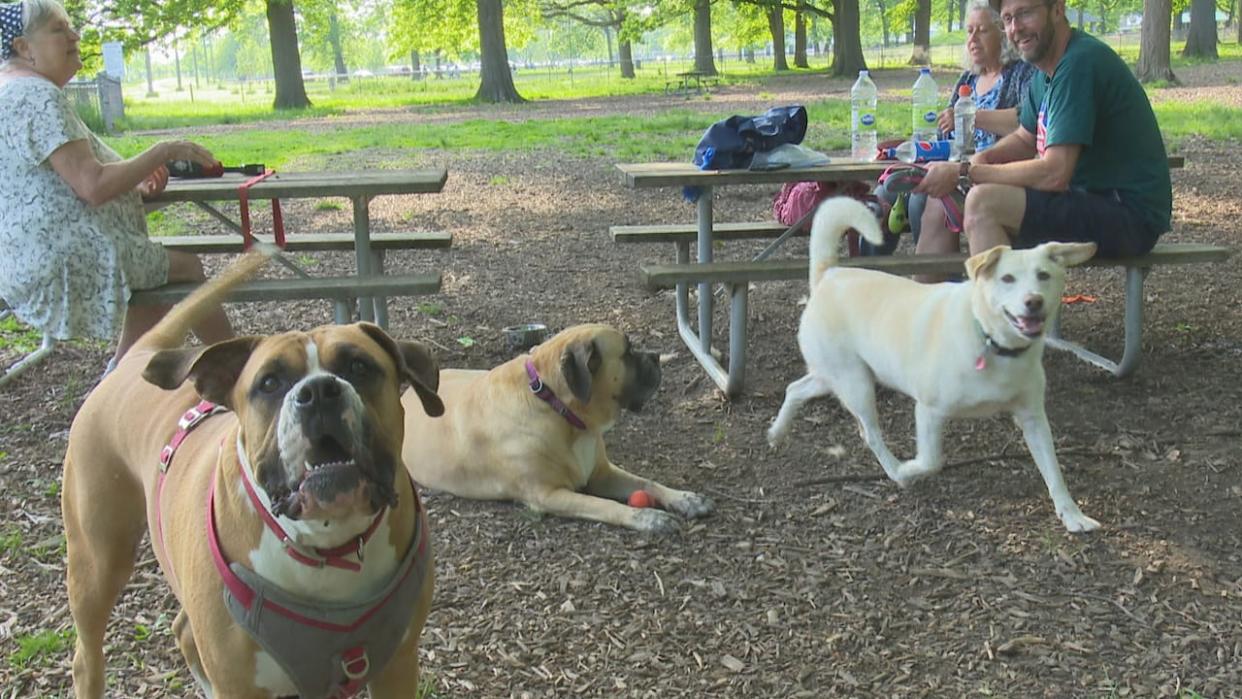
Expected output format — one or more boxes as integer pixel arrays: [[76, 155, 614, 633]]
[[1019, 30, 1172, 232]]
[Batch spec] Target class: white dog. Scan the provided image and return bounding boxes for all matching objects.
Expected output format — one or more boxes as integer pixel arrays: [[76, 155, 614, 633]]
[[767, 197, 1100, 532]]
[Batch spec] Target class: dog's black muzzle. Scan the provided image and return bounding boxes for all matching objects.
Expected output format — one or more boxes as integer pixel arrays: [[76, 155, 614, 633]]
[[620, 351, 662, 412]]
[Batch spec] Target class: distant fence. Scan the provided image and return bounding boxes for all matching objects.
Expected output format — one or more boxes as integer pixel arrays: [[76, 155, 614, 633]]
[[63, 74, 124, 133]]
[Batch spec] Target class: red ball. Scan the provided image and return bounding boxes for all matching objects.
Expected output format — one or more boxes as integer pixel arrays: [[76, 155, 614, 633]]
[[627, 490, 655, 508]]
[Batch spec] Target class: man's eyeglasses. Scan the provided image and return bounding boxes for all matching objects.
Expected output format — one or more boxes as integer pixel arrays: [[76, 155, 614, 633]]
[[1001, 3, 1050, 27]]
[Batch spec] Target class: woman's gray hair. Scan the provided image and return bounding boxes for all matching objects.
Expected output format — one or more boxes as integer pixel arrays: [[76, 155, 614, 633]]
[[961, 0, 1020, 72], [1, 0, 65, 63]]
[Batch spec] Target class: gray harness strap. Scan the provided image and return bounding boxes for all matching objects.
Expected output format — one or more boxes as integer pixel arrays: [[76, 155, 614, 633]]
[[213, 496, 430, 699]]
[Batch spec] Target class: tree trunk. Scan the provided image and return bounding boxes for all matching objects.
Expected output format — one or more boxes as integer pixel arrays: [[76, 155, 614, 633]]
[[1135, 0, 1179, 83], [329, 11, 349, 81], [174, 44, 183, 91], [1182, 0, 1220, 58], [745, 47, 755, 63], [875, 0, 890, 46], [604, 25, 615, 67], [831, 0, 867, 76], [144, 46, 156, 96], [410, 50, 421, 79], [769, 9, 790, 70], [693, 0, 717, 75], [619, 40, 636, 78], [910, 0, 931, 64], [475, 0, 523, 103], [266, 0, 311, 109], [794, 2, 809, 68]]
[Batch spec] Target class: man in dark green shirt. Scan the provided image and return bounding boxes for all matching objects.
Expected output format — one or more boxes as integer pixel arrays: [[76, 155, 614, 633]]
[[914, 0, 1172, 260]]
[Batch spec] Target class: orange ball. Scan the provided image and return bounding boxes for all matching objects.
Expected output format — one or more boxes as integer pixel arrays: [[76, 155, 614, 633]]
[[627, 490, 655, 508]]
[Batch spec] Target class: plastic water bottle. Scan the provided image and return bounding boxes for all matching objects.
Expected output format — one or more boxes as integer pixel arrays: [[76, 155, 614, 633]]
[[884, 140, 958, 163], [850, 70, 879, 161], [911, 67, 939, 142], [953, 84, 977, 160]]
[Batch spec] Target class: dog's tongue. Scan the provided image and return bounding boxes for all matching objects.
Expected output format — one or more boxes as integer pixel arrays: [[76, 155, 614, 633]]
[[1016, 314, 1045, 337], [297, 464, 368, 517]]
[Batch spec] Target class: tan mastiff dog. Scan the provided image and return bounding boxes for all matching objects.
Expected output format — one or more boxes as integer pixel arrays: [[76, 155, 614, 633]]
[[401, 324, 713, 533], [62, 251, 445, 698]]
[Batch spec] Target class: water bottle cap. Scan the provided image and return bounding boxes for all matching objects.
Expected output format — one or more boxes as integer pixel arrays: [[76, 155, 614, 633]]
[[859, 69, 869, 76], [919, 67, 931, 74], [958, 84, 972, 96]]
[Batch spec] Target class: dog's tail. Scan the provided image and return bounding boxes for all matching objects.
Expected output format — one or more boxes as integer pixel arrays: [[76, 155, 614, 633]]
[[807, 197, 885, 290], [131, 245, 276, 354]]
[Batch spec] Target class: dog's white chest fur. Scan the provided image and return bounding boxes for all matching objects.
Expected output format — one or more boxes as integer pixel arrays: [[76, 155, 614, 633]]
[[570, 434, 597, 486]]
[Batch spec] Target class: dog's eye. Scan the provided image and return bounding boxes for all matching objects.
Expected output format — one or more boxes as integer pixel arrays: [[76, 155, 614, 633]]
[[1001, 274, 1016, 283], [348, 358, 370, 378], [258, 374, 284, 394], [1037, 271, 1050, 281]]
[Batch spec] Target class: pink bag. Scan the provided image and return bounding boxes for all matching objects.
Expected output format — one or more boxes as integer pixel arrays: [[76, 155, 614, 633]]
[[772, 180, 879, 231]]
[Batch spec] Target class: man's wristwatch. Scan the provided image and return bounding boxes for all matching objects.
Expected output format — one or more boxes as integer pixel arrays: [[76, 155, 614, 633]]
[[958, 160, 972, 189]]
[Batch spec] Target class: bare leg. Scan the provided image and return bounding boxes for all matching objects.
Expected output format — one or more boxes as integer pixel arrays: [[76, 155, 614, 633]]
[[113, 251, 233, 362], [914, 198, 960, 283], [962, 184, 1027, 254]]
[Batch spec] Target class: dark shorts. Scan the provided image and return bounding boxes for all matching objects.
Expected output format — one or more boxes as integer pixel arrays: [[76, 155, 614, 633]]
[[1016, 188, 1162, 258]]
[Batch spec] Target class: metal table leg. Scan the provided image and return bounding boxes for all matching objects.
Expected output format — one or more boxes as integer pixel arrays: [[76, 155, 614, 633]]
[[1046, 265, 1148, 377], [352, 195, 378, 325]]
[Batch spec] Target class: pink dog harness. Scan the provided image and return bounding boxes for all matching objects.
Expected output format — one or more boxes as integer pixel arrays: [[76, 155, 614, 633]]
[[157, 401, 431, 699]]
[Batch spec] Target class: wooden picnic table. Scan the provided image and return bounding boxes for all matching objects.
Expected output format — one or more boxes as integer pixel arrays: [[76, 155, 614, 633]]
[[618, 160, 892, 395], [149, 168, 448, 328], [616, 156, 1192, 397]]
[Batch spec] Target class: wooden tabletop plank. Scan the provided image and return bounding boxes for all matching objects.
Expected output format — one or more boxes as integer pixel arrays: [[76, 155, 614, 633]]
[[152, 168, 448, 203], [640, 243, 1230, 289], [618, 156, 1185, 189]]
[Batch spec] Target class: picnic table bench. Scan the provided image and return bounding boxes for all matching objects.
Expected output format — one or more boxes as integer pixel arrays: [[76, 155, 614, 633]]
[[142, 168, 451, 328], [614, 156, 1228, 398]]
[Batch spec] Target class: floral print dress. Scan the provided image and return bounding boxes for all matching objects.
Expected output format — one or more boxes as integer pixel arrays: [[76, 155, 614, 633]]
[[0, 76, 168, 341]]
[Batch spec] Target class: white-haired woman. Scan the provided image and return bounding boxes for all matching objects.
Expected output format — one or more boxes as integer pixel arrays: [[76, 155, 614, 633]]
[[906, 0, 1037, 265], [0, 0, 232, 372], [873, 0, 1036, 255], [936, 0, 1036, 150]]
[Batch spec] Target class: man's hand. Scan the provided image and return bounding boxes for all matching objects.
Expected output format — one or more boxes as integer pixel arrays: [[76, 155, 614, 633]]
[[913, 162, 960, 198], [138, 164, 169, 199]]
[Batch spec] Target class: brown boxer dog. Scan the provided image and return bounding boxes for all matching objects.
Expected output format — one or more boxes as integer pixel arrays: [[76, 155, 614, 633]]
[[401, 324, 713, 533], [61, 250, 444, 698]]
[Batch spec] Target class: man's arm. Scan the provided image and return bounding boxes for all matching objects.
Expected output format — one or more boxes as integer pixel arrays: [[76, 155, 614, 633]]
[[973, 126, 1037, 165], [971, 142, 1080, 192]]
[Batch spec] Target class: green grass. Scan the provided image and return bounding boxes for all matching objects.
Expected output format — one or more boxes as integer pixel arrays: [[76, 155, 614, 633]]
[[0, 527, 22, 557], [7, 629, 74, 670], [0, 315, 43, 354]]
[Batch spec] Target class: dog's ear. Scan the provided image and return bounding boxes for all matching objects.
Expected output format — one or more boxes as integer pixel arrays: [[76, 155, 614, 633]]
[[560, 339, 601, 404], [1044, 242, 1097, 268], [143, 337, 263, 408], [965, 245, 1010, 280], [357, 323, 444, 417]]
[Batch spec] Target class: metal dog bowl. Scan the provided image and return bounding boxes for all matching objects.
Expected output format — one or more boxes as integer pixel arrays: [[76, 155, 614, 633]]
[[502, 323, 549, 354]]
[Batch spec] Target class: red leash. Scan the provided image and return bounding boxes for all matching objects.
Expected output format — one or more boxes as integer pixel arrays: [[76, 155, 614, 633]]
[[238, 170, 285, 249]]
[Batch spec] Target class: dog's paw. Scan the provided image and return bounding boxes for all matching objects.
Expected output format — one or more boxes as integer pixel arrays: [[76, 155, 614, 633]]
[[668, 492, 715, 519], [630, 508, 681, 534], [1059, 509, 1101, 533], [766, 423, 789, 449], [894, 459, 937, 486]]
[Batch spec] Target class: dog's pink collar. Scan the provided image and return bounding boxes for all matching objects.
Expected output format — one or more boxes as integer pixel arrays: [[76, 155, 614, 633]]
[[236, 454, 387, 573], [525, 360, 587, 430]]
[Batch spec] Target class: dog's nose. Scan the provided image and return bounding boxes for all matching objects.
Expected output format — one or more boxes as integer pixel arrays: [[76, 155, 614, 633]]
[[1025, 295, 1044, 313], [294, 376, 342, 409]]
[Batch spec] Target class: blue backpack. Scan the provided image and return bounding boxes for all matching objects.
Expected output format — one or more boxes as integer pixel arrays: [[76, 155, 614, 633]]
[[693, 105, 809, 171]]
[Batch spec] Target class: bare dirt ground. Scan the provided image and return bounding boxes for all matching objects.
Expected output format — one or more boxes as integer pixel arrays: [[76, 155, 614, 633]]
[[2, 65, 1241, 698]]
